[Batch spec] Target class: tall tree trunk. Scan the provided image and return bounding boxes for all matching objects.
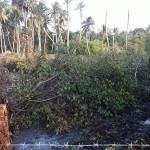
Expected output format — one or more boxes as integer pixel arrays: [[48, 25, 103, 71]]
[[18, 25, 20, 54], [0, 24, 3, 53], [86, 32, 90, 55], [2, 29, 7, 52], [60, 35, 63, 43], [55, 32, 58, 44], [6, 24, 13, 52], [38, 25, 42, 53], [105, 10, 110, 50], [16, 24, 20, 54], [66, 2, 70, 49], [22, 28, 28, 58], [112, 34, 115, 51], [23, 40, 26, 58], [44, 28, 55, 45], [58, 27, 63, 44], [126, 10, 130, 51], [54, 15, 58, 44], [13, 27, 15, 52], [52, 33, 54, 51], [58, 26, 61, 43], [44, 32, 47, 54], [24, 11, 28, 28], [79, 9, 82, 41], [0, 36, 3, 53], [101, 32, 105, 50], [32, 27, 34, 52]]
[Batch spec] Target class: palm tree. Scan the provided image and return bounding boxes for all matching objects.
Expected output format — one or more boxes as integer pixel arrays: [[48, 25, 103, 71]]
[[0, 7, 8, 53], [0, 0, 8, 8], [126, 10, 129, 51], [105, 10, 110, 50], [146, 25, 150, 33], [51, 2, 62, 44], [98, 24, 106, 45], [82, 16, 95, 55], [28, 13, 36, 52], [9, 5, 23, 54], [32, 1, 48, 53], [43, 10, 51, 53], [64, 0, 73, 48], [75, 1, 85, 41], [0, 0, 9, 53], [112, 27, 119, 51], [57, 10, 67, 43]]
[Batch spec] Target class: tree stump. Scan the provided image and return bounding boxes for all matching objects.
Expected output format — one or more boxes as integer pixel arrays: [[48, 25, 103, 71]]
[[0, 104, 12, 150]]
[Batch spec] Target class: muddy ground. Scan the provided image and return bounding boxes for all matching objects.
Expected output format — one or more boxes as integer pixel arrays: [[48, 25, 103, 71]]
[[11, 101, 150, 150], [77, 101, 150, 149]]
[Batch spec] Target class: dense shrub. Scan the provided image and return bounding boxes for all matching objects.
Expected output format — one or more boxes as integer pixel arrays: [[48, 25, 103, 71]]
[[55, 53, 137, 117], [70, 38, 107, 55], [70, 38, 88, 55], [10, 52, 145, 133], [89, 40, 107, 54]]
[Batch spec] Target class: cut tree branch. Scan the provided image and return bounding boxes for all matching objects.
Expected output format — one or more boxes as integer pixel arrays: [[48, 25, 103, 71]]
[[29, 95, 60, 103], [29, 74, 59, 94]]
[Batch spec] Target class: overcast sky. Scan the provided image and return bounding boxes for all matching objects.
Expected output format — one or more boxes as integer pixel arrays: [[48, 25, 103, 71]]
[[44, 0, 150, 32]]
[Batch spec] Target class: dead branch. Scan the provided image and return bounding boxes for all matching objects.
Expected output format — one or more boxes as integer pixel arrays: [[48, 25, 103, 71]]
[[28, 95, 60, 103], [26, 73, 60, 97], [135, 58, 143, 79]]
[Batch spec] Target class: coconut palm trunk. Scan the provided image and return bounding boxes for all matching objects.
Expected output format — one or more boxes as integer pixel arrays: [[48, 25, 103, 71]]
[[16, 24, 20, 54], [13, 27, 15, 52], [86, 32, 90, 55], [75, 1, 85, 54], [6, 24, 13, 52], [54, 14, 58, 44], [82, 16, 94, 55], [38, 25, 42, 53], [66, 2, 69, 48], [112, 33, 115, 51], [52, 33, 54, 51], [79, 8, 82, 41], [0, 25, 3, 53], [105, 10, 110, 50], [32, 27, 34, 52], [44, 32, 47, 54], [54, 18, 58, 44], [126, 10, 130, 51], [2, 29, 6, 52]]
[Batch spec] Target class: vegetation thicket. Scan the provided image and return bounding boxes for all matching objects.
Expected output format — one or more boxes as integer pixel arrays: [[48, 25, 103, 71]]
[[5, 51, 149, 134], [0, 0, 150, 138]]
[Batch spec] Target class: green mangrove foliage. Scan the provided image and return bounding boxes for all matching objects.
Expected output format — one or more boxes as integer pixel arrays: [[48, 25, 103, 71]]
[[8, 51, 150, 134]]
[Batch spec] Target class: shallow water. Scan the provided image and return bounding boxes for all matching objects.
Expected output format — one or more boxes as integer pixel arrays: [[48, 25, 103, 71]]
[[144, 119, 150, 125], [12, 128, 81, 150]]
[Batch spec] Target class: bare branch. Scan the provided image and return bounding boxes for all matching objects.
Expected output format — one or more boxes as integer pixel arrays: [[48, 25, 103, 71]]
[[135, 58, 143, 79], [30, 74, 59, 94], [29, 95, 60, 103]]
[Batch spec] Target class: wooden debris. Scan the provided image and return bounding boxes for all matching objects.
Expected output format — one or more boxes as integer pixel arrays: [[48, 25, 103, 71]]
[[0, 104, 12, 150]]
